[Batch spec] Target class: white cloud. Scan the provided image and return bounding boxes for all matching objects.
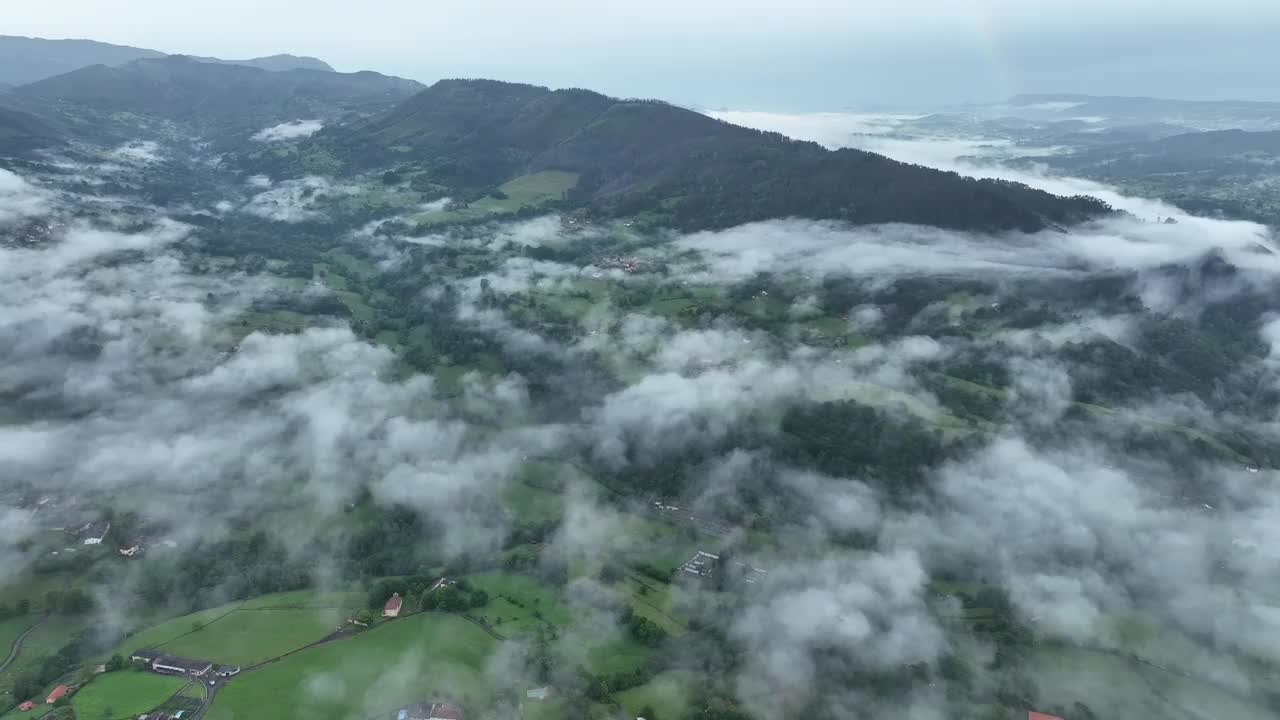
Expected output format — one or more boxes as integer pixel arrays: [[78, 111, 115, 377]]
[[0, 168, 53, 225], [108, 140, 164, 164], [252, 119, 325, 143]]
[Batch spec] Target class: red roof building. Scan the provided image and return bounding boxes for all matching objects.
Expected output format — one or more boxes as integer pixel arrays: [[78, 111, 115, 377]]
[[383, 592, 404, 618], [1029, 712, 1064, 720], [17, 701, 34, 711], [46, 685, 70, 704]]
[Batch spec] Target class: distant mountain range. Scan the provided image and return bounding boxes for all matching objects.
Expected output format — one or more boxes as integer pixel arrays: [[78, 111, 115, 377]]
[[0, 56, 421, 147], [0, 44, 1111, 234], [0, 34, 334, 86], [987, 93, 1280, 132]]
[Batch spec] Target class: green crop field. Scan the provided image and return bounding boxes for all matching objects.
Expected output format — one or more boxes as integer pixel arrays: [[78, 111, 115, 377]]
[[111, 603, 243, 659], [615, 670, 696, 719], [70, 670, 188, 720], [0, 617, 36, 659], [206, 613, 495, 720], [238, 591, 364, 610], [0, 616, 89, 695], [585, 638, 653, 675], [159, 608, 349, 666], [1028, 646, 1270, 720], [465, 571, 574, 635]]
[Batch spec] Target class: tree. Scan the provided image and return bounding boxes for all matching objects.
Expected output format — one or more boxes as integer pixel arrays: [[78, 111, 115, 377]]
[[639, 704, 658, 720], [105, 654, 126, 672]]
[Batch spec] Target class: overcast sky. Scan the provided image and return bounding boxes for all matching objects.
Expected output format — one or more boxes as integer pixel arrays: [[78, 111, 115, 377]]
[[4, 0, 1280, 109]]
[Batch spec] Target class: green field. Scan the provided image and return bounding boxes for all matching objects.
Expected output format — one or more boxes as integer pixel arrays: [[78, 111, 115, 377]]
[[111, 603, 243, 659], [417, 171, 579, 225], [623, 575, 686, 637], [238, 591, 365, 610], [615, 670, 696, 719], [465, 572, 574, 636], [0, 616, 88, 695], [159, 608, 348, 666], [206, 613, 495, 720], [0, 617, 37, 660], [230, 310, 310, 340], [1028, 646, 1270, 720], [111, 591, 366, 666], [70, 670, 188, 720], [586, 638, 653, 675]]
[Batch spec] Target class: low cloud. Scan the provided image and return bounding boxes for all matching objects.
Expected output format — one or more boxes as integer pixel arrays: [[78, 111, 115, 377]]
[[242, 176, 355, 223], [252, 119, 325, 143], [108, 140, 164, 164], [0, 168, 53, 224]]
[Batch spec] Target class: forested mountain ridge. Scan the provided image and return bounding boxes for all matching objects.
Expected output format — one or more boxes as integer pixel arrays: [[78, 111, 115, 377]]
[[0, 106, 65, 154], [295, 79, 1113, 232], [3, 56, 422, 145]]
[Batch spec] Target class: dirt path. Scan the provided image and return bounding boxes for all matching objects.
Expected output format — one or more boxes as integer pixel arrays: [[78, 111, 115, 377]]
[[0, 616, 46, 674]]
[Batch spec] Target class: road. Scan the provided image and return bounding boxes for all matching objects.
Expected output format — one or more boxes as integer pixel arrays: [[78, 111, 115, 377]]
[[0, 617, 46, 674]]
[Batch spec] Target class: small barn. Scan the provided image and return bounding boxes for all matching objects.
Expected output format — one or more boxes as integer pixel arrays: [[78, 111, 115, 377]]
[[383, 592, 404, 618]]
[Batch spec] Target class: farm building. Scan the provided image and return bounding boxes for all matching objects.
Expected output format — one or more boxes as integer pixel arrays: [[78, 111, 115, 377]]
[[131, 648, 162, 664], [680, 550, 720, 578], [1028, 712, 1064, 720], [17, 701, 34, 711], [396, 701, 464, 720], [383, 592, 404, 618], [525, 687, 551, 701], [45, 685, 70, 704], [151, 654, 214, 676], [215, 664, 241, 677]]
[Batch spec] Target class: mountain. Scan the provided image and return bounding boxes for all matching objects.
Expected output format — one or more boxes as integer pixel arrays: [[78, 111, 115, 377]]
[[0, 35, 165, 86], [184, 54, 334, 73], [311, 79, 1110, 232], [9, 56, 422, 141], [0, 35, 334, 86]]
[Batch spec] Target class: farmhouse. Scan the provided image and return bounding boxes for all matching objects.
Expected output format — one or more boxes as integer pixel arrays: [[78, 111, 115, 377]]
[[396, 702, 464, 720], [383, 592, 404, 618], [45, 685, 70, 704], [215, 664, 241, 677], [151, 654, 214, 676]]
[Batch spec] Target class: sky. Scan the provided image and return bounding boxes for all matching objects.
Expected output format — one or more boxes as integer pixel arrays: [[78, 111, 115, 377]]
[[4, 0, 1280, 110]]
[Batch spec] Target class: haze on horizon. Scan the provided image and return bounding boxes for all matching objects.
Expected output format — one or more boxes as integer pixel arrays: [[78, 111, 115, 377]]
[[3, 0, 1280, 110]]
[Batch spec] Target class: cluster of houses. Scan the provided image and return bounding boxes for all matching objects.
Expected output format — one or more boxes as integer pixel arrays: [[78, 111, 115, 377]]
[[679, 549, 768, 586], [595, 256, 641, 273], [130, 649, 239, 679], [14, 683, 73, 712]]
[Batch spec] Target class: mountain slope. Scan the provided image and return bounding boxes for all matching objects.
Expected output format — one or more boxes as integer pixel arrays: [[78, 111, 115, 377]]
[[12, 56, 422, 140], [0, 107, 65, 155], [320, 79, 1111, 232], [184, 54, 334, 73]]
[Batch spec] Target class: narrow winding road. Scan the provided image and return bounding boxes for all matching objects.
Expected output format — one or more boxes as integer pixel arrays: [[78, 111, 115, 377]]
[[0, 617, 46, 674]]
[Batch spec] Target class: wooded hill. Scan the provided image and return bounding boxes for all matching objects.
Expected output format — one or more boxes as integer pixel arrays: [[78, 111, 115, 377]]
[[311, 79, 1113, 232]]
